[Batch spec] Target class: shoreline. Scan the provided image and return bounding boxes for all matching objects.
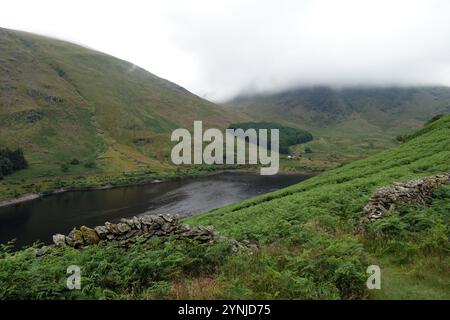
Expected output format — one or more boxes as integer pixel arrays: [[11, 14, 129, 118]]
[[0, 179, 164, 208], [0, 193, 42, 208], [0, 168, 319, 208]]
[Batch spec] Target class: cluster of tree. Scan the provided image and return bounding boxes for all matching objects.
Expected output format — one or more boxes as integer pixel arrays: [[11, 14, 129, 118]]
[[228, 121, 313, 154], [0, 148, 28, 178]]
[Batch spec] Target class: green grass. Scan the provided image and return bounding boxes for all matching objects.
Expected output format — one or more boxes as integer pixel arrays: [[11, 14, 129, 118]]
[[0, 238, 235, 300], [1, 115, 449, 300], [183, 114, 450, 299]]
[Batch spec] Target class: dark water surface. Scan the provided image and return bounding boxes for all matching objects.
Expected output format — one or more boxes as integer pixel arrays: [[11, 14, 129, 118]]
[[0, 172, 310, 249]]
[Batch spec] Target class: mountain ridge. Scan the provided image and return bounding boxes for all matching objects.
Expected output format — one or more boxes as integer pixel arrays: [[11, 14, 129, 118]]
[[228, 85, 450, 128]]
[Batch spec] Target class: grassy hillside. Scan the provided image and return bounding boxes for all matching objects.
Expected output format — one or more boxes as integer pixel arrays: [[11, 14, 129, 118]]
[[229, 86, 450, 171], [0, 28, 245, 199], [1, 115, 448, 300]]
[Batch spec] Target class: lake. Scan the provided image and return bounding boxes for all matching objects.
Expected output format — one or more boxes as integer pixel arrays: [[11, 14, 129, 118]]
[[0, 172, 311, 249]]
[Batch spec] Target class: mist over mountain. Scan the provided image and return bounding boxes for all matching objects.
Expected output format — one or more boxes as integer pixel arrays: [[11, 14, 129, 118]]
[[2, 1, 450, 101], [229, 86, 450, 128]]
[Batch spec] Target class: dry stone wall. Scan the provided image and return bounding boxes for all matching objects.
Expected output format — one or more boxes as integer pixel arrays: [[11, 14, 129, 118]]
[[356, 172, 450, 232], [50, 213, 258, 253]]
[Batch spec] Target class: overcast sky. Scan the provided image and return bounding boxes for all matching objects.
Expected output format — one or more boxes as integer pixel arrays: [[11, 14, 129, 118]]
[[1, 0, 450, 101]]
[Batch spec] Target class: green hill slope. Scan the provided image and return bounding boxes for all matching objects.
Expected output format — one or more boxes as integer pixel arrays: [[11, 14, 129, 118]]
[[228, 86, 450, 170], [0, 28, 244, 184], [1, 115, 448, 300], [185, 114, 450, 299]]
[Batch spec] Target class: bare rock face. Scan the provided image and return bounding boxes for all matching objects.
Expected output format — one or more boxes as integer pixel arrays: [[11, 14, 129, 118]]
[[51, 213, 258, 253], [356, 172, 450, 232]]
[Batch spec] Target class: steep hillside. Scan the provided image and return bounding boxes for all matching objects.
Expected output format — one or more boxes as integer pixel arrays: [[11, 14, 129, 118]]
[[0, 27, 244, 182], [187, 113, 450, 299], [228, 86, 450, 170], [1, 115, 448, 300]]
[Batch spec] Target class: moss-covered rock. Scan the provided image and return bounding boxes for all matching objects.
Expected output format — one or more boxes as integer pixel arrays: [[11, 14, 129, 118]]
[[80, 226, 100, 245], [66, 228, 84, 247]]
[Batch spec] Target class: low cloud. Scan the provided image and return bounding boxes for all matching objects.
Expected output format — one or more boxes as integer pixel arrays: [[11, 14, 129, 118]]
[[164, 0, 450, 101], [2, 0, 450, 101]]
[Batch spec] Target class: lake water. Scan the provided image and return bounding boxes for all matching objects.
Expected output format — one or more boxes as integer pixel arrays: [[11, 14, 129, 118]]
[[0, 172, 310, 249]]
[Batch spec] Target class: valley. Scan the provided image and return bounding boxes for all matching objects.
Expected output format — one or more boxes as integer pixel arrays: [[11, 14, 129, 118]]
[[2, 28, 450, 202], [1, 112, 449, 300], [0, 27, 449, 301]]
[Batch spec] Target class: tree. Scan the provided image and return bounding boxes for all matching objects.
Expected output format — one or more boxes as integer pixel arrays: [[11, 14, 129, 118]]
[[0, 157, 13, 175], [10, 148, 28, 170], [0, 148, 28, 173]]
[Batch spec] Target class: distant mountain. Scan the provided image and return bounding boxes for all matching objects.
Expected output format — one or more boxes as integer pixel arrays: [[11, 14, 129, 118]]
[[0, 28, 245, 178], [229, 86, 450, 128], [227, 86, 450, 167]]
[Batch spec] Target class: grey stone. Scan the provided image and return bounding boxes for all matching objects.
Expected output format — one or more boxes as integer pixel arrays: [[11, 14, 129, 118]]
[[117, 223, 131, 234], [52, 234, 66, 246], [94, 226, 108, 239], [132, 216, 142, 229], [105, 222, 120, 235], [67, 228, 84, 247]]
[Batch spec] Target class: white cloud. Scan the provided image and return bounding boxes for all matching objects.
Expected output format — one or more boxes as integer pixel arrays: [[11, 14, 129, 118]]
[[1, 0, 450, 101]]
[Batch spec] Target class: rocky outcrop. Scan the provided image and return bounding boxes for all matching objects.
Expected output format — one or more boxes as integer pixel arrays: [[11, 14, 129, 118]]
[[356, 173, 450, 232], [50, 214, 258, 253]]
